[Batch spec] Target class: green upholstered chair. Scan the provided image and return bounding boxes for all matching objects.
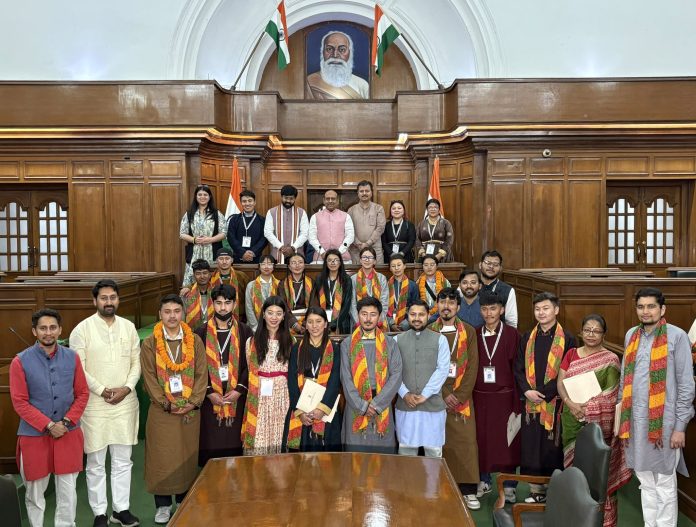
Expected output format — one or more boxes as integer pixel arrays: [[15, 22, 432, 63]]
[[0, 474, 22, 527]]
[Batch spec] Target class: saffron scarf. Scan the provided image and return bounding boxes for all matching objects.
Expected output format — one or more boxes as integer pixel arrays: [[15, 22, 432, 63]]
[[286, 340, 335, 450], [318, 278, 343, 314], [525, 322, 566, 431], [417, 271, 447, 315], [431, 317, 471, 418], [185, 282, 214, 328], [210, 269, 240, 316], [619, 318, 668, 445], [349, 327, 390, 435], [355, 269, 382, 301], [251, 275, 280, 321], [388, 276, 409, 326], [153, 322, 196, 416], [242, 338, 260, 449], [204, 318, 241, 424], [283, 275, 313, 310]]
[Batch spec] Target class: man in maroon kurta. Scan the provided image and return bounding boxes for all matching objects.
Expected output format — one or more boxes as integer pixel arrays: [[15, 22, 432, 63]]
[[10, 308, 89, 527], [472, 292, 521, 504]]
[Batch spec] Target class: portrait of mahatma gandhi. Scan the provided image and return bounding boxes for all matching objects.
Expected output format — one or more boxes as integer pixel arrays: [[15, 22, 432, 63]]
[[306, 29, 370, 100]]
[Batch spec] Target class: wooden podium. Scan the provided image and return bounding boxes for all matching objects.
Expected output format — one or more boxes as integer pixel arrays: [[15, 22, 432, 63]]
[[170, 452, 475, 526]]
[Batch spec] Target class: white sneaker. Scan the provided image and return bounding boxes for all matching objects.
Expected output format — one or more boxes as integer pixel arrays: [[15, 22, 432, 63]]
[[504, 488, 516, 504], [154, 506, 171, 525], [464, 494, 481, 510], [476, 481, 492, 498]]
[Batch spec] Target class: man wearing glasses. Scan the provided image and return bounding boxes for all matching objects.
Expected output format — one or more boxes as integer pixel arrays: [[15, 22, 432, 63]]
[[478, 250, 518, 328]]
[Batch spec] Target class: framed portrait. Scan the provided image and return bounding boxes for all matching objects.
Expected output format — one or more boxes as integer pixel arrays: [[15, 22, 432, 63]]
[[305, 22, 371, 100]]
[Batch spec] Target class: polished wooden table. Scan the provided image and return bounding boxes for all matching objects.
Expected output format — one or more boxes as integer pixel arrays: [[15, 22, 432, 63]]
[[170, 452, 475, 526]]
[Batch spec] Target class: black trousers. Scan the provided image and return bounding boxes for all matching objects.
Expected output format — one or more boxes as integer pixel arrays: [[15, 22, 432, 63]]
[[154, 492, 187, 507]]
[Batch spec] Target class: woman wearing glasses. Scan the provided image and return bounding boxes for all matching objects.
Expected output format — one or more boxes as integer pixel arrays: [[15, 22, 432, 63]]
[[278, 253, 313, 335], [557, 314, 630, 527], [415, 198, 454, 263], [179, 185, 227, 287], [309, 249, 353, 335], [349, 247, 389, 327]]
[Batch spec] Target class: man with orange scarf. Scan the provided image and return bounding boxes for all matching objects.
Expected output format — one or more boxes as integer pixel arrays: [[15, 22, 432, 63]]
[[513, 292, 575, 504], [340, 296, 402, 454], [194, 284, 253, 466], [182, 259, 214, 331], [140, 294, 207, 525], [429, 287, 480, 510], [619, 288, 694, 527]]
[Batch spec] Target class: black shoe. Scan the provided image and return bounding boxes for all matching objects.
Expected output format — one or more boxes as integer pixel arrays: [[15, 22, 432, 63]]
[[93, 515, 108, 527], [110, 510, 140, 527]]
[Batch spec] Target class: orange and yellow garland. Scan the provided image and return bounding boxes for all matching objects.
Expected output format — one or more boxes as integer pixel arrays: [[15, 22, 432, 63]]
[[153, 321, 197, 415], [355, 269, 382, 301], [431, 317, 471, 419], [417, 271, 448, 315]]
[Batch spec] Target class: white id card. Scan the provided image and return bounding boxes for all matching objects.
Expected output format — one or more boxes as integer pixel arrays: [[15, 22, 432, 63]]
[[169, 374, 183, 394], [260, 377, 274, 397], [483, 366, 496, 384], [326, 309, 333, 323], [448, 361, 457, 378], [242, 236, 252, 248], [219, 364, 229, 382], [426, 243, 436, 255], [392, 243, 400, 254]]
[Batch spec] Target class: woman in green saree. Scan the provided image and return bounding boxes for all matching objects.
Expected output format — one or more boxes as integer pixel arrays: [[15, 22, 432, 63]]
[[558, 314, 631, 527]]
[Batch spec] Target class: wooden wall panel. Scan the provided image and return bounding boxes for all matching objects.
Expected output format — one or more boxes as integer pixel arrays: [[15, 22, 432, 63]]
[[70, 183, 108, 271], [530, 181, 563, 267], [150, 184, 183, 277], [110, 184, 146, 271], [491, 181, 525, 270], [0, 162, 19, 180], [567, 180, 603, 267]]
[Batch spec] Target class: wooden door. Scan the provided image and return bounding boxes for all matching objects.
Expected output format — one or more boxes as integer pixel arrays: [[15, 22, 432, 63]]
[[607, 183, 686, 274], [0, 189, 69, 279]]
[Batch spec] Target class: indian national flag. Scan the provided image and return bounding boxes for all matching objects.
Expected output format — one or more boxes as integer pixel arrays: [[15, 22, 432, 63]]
[[425, 157, 444, 218], [265, 1, 290, 70], [371, 4, 400, 76], [225, 157, 242, 219]]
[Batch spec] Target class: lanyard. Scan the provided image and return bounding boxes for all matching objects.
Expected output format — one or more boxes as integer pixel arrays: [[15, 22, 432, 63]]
[[391, 220, 404, 241], [489, 279, 499, 293], [481, 322, 504, 365], [165, 340, 181, 365], [216, 326, 233, 363], [310, 357, 321, 378], [292, 279, 304, 306], [242, 213, 257, 235], [427, 218, 439, 240], [327, 279, 337, 307]]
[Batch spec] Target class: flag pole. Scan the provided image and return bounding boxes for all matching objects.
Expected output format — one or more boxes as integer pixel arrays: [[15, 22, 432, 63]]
[[231, 32, 267, 91]]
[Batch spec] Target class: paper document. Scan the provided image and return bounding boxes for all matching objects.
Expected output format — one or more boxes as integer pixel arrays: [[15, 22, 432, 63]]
[[563, 371, 602, 404], [322, 395, 341, 423], [507, 412, 521, 446], [296, 379, 326, 413], [614, 401, 622, 436]]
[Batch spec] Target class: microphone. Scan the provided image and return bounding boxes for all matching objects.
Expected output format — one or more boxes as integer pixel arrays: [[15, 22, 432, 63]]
[[9, 327, 32, 347]]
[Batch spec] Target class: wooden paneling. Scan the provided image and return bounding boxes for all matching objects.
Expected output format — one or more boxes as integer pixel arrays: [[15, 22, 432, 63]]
[[25, 161, 67, 179], [151, 184, 183, 277], [70, 183, 108, 271], [110, 184, 145, 271], [111, 161, 143, 178], [375, 169, 411, 185], [490, 181, 525, 270], [0, 162, 19, 179], [567, 180, 603, 266]]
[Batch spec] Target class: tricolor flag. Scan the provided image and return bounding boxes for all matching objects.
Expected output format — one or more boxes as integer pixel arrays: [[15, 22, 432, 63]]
[[425, 157, 444, 218], [225, 157, 242, 219], [265, 1, 290, 70], [372, 4, 400, 76]]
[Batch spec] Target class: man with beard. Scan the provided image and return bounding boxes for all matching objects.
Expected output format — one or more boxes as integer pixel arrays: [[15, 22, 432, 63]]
[[429, 287, 480, 510], [264, 185, 309, 264], [10, 309, 89, 527], [226, 190, 267, 263], [348, 180, 387, 263], [70, 279, 141, 527], [394, 300, 450, 458], [457, 270, 484, 328], [479, 250, 518, 328], [194, 284, 253, 464], [306, 30, 369, 100], [308, 189, 355, 263], [182, 259, 214, 330]]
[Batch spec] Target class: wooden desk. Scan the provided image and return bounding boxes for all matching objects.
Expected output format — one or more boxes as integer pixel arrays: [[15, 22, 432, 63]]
[[170, 453, 475, 527]]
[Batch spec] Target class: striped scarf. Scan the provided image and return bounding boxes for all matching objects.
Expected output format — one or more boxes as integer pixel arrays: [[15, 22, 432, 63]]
[[153, 322, 196, 416], [286, 340, 335, 450], [619, 318, 668, 446], [251, 275, 279, 322], [242, 338, 261, 449], [210, 270, 240, 316], [318, 279, 343, 314], [417, 271, 447, 315], [525, 322, 566, 431], [184, 282, 214, 328], [204, 318, 241, 425], [349, 327, 389, 436], [388, 276, 409, 326], [283, 275, 313, 310], [431, 317, 471, 419], [356, 269, 381, 301]]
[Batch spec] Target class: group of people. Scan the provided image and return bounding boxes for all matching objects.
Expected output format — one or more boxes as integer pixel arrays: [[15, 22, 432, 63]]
[[8, 187, 696, 527]]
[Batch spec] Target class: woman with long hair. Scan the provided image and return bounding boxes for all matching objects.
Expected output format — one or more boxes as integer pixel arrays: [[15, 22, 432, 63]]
[[416, 254, 451, 317], [415, 198, 454, 263], [284, 307, 342, 452], [349, 246, 389, 326], [241, 296, 293, 456], [244, 254, 279, 332], [381, 200, 416, 263], [179, 185, 227, 287], [309, 248, 353, 334], [278, 253, 313, 335]]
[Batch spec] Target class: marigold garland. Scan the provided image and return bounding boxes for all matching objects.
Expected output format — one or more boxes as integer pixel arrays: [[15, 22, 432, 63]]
[[154, 321, 195, 372]]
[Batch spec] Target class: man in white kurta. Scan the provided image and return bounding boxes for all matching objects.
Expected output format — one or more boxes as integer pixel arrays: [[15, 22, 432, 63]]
[[394, 301, 450, 457], [69, 279, 141, 527]]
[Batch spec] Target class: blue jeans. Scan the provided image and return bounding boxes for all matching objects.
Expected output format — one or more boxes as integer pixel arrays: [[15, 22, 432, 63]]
[[481, 472, 518, 489]]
